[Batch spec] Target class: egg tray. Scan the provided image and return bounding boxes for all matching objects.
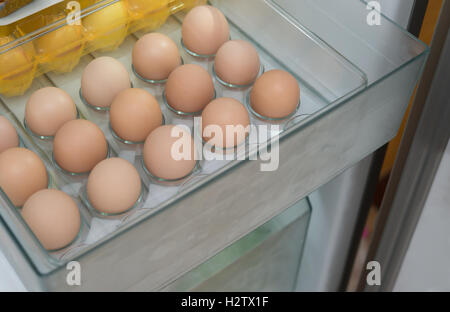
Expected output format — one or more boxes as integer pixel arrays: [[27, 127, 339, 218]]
[[0, 0, 207, 97], [0, 6, 367, 272]]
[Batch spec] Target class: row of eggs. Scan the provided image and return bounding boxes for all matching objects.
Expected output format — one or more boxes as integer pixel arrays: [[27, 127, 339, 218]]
[[83, 5, 300, 120], [0, 5, 300, 252], [0, 116, 195, 251]]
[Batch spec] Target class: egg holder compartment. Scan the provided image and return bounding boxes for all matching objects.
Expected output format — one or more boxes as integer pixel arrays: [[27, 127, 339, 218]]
[[23, 107, 82, 141], [0, 105, 93, 258], [0, 0, 208, 97], [211, 62, 266, 90], [0, 95, 158, 258], [0, 2, 369, 273], [131, 54, 186, 85], [16, 100, 152, 215], [0, 70, 227, 258], [161, 86, 219, 132]]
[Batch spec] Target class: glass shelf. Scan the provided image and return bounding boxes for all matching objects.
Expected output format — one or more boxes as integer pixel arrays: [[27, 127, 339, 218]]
[[163, 198, 311, 292]]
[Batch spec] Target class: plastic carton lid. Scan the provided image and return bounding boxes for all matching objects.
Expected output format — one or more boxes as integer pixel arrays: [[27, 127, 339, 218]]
[[0, 0, 63, 26]]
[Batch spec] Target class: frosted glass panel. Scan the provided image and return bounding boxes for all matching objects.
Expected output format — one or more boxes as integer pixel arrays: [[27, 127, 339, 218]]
[[163, 198, 311, 292]]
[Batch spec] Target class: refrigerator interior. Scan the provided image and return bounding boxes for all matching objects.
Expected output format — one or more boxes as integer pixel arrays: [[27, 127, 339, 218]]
[[0, 0, 428, 291]]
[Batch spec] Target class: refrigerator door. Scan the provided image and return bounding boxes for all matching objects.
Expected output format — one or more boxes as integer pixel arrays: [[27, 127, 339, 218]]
[[394, 139, 450, 291], [363, 4, 450, 291], [0, 0, 428, 291]]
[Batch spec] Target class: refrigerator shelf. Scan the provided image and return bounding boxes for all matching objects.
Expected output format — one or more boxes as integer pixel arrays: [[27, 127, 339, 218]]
[[0, 0, 428, 291]]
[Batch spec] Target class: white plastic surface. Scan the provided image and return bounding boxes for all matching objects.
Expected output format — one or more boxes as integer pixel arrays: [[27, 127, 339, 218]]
[[394, 140, 450, 291], [0, 249, 26, 291]]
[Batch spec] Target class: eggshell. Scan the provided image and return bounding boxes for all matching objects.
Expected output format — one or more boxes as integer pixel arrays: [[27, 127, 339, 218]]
[[87, 158, 142, 215], [22, 189, 80, 251], [25, 87, 77, 137], [215, 40, 260, 86], [202, 98, 250, 148], [182, 5, 229, 56], [250, 70, 300, 119], [0, 116, 19, 154], [81, 56, 130, 108], [0, 36, 34, 80], [165, 64, 214, 113], [110, 88, 162, 142], [83, 1, 128, 37], [143, 125, 196, 180], [132, 33, 181, 81], [0, 148, 48, 207], [34, 22, 83, 58], [53, 119, 108, 174]]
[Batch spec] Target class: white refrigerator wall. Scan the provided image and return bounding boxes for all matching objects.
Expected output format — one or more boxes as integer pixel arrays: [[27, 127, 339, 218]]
[[394, 140, 450, 291]]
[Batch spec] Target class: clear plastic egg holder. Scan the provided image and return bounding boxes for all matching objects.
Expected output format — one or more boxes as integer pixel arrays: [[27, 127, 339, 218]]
[[0, 87, 152, 255], [0, 5, 367, 267], [0, 102, 91, 257], [0, 12, 344, 261]]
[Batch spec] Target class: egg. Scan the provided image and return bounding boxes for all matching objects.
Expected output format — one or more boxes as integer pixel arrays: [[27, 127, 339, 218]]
[[34, 16, 83, 72], [81, 56, 131, 109], [110, 88, 162, 143], [182, 5, 229, 56], [34, 22, 83, 59], [202, 98, 250, 148], [53, 119, 108, 174], [82, 0, 128, 46], [250, 70, 300, 119], [87, 158, 142, 215], [0, 148, 48, 207], [25, 87, 77, 137], [165, 64, 214, 114], [0, 116, 19, 154], [21, 189, 81, 251], [132, 33, 181, 81], [0, 36, 34, 80], [215, 40, 261, 86], [143, 125, 197, 180]]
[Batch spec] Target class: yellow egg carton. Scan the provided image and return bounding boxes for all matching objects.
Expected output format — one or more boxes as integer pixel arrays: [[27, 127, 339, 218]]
[[0, 0, 206, 97]]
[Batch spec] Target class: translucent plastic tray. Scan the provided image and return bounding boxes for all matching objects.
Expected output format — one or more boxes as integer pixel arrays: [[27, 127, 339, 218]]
[[0, 0, 429, 291], [164, 197, 311, 291], [0, 2, 367, 275]]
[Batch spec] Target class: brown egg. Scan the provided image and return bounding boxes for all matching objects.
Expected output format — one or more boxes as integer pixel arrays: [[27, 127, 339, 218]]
[[81, 56, 130, 108], [110, 88, 162, 143], [143, 125, 196, 180], [165, 64, 214, 113], [25, 87, 77, 137], [182, 5, 229, 56], [53, 120, 108, 174], [202, 98, 250, 148], [87, 158, 142, 215], [0, 148, 48, 207], [250, 70, 300, 119], [215, 40, 260, 86], [0, 116, 19, 154], [22, 189, 80, 251], [132, 33, 181, 81]]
